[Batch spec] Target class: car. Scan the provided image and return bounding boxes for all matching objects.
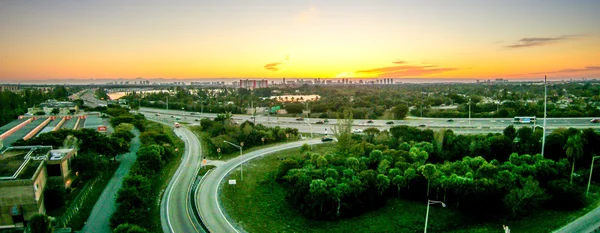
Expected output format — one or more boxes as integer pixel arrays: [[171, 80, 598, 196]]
[[296, 117, 304, 121], [194, 118, 200, 121], [367, 120, 374, 123], [447, 119, 454, 122], [592, 119, 600, 123], [315, 120, 324, 124], [418, 124, 427, 127], [171, 115, 175, 118], [190, 112, 198, 115], [155, 113, 160, 116], [352, 129, 363, 133], [250, 116, 255, 119], [321, 137, 334, 142], [386, 121, 394, 124], [324, 119, 329, 123]]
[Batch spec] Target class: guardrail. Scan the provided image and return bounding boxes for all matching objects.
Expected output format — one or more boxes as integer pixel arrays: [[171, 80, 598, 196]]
[[190, 170, 211, 233]]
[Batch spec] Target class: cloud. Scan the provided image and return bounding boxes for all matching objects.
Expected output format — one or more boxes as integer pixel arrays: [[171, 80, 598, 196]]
[[529, 65, 600, 75], [296, 7, 319, 23], [355, 62, 457, 77], [264, 55, 291, 72], [264, 62, 282, 71], [393, 61, 406, 64], [504, 35, 581, 48]]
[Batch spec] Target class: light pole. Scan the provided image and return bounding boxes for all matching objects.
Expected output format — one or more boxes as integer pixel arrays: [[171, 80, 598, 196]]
[[224, 140, 244, 181], [541, 75, 548, 157], [587, 155, 600, 196], [424, 199, 446, 233], [468, 97, 471, 127]]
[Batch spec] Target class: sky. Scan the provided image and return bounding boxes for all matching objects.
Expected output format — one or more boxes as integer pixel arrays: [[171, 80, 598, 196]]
[[1, 0, 599, 81]]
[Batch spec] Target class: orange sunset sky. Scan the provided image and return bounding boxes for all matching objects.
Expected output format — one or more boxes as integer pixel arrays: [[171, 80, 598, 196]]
[[0, 0, 599, 81]]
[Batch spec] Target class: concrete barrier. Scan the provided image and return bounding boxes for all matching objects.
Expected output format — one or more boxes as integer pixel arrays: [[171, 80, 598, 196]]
[[23, 117, 52, 140], [53, 117, 66, 131], [0, 118, 33, 140]]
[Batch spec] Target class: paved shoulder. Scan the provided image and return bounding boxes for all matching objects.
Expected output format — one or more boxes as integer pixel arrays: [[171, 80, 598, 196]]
[[554, 205, 600, 233]]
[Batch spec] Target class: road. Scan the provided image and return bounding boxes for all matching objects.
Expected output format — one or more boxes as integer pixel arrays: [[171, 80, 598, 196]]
[[196, 138, 324, 233], [554, 206, 600, 233], [160, 127, 205, 233], [81, 129, 140, 233], [139, 107, 600, 135]]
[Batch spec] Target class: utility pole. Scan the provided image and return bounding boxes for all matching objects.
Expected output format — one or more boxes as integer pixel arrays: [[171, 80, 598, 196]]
[[541, 75, 548, 157], [166, 95, 169, 110]]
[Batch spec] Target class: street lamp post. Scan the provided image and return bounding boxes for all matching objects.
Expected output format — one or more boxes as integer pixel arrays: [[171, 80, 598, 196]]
[[468, 97, 471, 127], [424, 199, 446, 233], [587, 155, 600, 196], [224, 140, 244, 181]]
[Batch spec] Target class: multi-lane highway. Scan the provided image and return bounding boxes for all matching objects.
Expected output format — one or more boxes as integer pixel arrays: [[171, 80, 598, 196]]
[[139, 107, 600, 135], [160, 127, 205, 233], [196, 139, 324, 233]]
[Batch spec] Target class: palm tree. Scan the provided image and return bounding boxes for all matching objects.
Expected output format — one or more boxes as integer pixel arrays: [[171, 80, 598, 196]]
[[564, 134, 584, 184]]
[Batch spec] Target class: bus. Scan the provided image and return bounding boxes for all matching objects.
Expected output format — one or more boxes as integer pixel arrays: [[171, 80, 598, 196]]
[[174, 122, 181, 128], [513, 116, 536, 124]]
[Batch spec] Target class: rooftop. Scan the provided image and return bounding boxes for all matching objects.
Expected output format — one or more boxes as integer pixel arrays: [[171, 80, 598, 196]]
[[0, 146, 51, 180]]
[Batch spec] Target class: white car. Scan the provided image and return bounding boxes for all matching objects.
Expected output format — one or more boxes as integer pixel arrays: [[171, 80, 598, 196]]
[[352, 129, 363, 134]]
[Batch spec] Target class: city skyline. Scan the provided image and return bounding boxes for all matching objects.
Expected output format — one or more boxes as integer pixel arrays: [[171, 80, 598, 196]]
[[1, 0, 599, 80]]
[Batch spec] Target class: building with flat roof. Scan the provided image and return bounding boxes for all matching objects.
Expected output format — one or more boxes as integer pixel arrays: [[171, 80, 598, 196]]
[[0, 146, 77, 227]]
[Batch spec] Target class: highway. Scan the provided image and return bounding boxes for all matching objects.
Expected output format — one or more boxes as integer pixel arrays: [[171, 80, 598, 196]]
[[196, 138, 324, 233], [139, 107, 600, 135], [159, 127, 205, 233], [77, 95, 600, 233]]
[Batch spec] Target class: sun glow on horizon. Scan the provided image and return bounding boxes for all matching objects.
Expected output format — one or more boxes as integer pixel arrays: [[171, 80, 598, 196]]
[[0, 1, 599, 80]]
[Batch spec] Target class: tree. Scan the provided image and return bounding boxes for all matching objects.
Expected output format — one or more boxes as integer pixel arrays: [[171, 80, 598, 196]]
[[504, 125, 516, 141], [29, 214, 53, 233], [392, 104, 409, 120], [503, 177, 548, 217], [309, 179, 328, 213], [419, 164, 438, 197], [51, 108, 60, 115], [332, 110, 354, 155], [564, 134, 583, 184], [375, 174, 390, 195], [392, 175, 406, 198], [114, 223, 150, 233]]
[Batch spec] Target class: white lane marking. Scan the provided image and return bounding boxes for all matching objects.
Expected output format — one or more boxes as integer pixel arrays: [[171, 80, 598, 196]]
[[212, 140, 321, 233], [165, 128, 194, 233]]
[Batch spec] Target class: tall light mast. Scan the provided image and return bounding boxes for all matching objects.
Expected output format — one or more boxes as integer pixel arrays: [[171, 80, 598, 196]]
[[541, 75, 547, 157]]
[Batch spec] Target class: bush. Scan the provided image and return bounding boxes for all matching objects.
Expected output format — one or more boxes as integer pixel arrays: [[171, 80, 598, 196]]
[[546, 179, 586, 210]]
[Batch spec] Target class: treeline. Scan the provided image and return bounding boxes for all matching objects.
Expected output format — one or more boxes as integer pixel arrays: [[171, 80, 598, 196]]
[[13, 124, 133, 222], [0, 86, 71, 126], [277, 124, 600, 221], [123, 87, 245, 114], [110, 110, 183, 232], [193, 113, 299, 157]]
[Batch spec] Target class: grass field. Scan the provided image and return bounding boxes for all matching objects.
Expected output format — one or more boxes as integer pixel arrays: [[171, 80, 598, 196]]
[[220, 144, 600, 233]]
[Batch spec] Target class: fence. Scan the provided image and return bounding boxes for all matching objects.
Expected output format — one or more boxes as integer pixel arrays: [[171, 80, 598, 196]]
[[54, 176, 101, 228]]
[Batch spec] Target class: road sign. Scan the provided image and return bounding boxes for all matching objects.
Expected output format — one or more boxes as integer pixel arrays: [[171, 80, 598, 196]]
[[240, 142, 244, 147], [228, 180, 237, 185], [202, 159, 207, 165], [286, 133, 289, 138], [261, 137, 265, 142], [217, 148, 221, 153]]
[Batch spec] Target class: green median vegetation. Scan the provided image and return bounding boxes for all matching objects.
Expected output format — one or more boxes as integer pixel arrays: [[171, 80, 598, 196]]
[[190, 112, 299, 160]]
